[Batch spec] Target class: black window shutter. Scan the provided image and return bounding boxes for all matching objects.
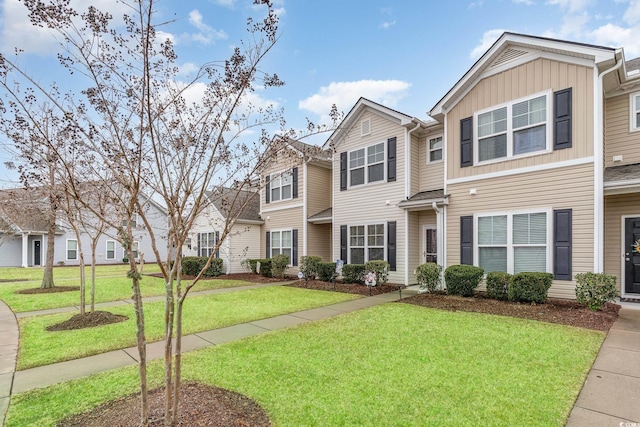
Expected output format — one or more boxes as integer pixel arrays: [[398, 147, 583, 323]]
[[340, 225, 347, 262], [460, 117, 473, 167], [554, 209, 572, 280], [265, 175, 271, 204], [387, 221, 397, 271], [292, 167, 298, 199], [387, 137, 397, 182], [460, 216, 473, 265], [265, 231, 270, 258], [292, 229, 298, 266], [554, 88, 572, 150], [340, 152, 347, 191], [197, 233, 201, 257], [214, 231, 220, 258]]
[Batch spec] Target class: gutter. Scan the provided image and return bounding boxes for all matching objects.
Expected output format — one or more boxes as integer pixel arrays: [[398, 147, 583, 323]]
[[405, 120, 423, 286]]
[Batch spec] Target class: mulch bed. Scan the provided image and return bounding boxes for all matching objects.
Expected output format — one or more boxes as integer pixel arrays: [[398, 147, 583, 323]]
[[285, 278, 403, 296], [16, 286, 79, 294], [46, 311, 129, 331]]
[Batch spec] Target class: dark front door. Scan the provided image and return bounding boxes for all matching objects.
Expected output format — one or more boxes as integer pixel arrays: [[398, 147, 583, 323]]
[[34, 240, 41, 266], [624, 218, 640, 294]]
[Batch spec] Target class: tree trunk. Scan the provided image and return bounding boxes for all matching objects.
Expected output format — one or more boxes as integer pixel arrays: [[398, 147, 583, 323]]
[[40, 217, 56, 289], [172, 295, 184, 426], [130, 258, 149, 425], [91, 241, 97, 312], [164, 277, 175, 426]]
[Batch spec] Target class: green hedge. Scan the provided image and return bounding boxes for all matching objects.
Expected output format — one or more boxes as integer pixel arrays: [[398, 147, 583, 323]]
[[342, 264, 365, 284], [317, 262, 337, 282], [444, 265, 484, 297], [416, 263, 443, 293], [181, 256, 223, 277], [271, 254, 290, 279], [575, 272, 618, 310], [486, 271, 512, 300], [254, 259, 272, 278], [300, 256, 322, 280], [508, 272, 553, 303], [364, 260, 390, 285]]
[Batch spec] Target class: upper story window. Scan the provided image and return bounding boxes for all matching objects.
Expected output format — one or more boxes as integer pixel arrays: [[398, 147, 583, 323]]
[[428, 136, 443, 163], [122, 213, 138, 228], [631, 92, 640, 132], [476, 92, 550, 163], [270, 170, 293, 202], [349, 142, 384, 187]]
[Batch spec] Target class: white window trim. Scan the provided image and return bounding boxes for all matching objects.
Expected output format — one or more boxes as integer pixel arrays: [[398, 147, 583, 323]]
[[630, 91, 640, 133], [473, 90, 552, 166], [473, 209, 552, 274], [269, 229, 293, 264], [348, 142, 386, 188], [105, 240, 116, 260], [123, 241, 140, 260], [269, 169, 293, 203], [198, 231, 217, 257], [347, 222, 386, 264], [66, 239, 78, 261], [427, 134, 443, 164]]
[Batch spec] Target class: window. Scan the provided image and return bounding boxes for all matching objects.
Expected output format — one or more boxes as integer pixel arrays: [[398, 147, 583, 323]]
[[198, 232, 218, 257], [631, 92, 640, 132], [476, 92, 550, 163], [428, 136, 443, 162], [270, 170, 293, 202], [349, 142, 385, 187], [477, 211, 549, 274], [270, 230, 292, 261], [67, 240, 78, 260], [349, 224, 384, 264], [122, 213, 138, 228], [132, 241, 139, 259], [106, 240, 116, 260], [425, 228, 437, 263]]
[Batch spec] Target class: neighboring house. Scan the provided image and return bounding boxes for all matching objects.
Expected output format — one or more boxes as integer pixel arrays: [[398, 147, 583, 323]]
[[259, 138, 332, 273], [0, 187, 169, 267], [186, 188, 263, 274]]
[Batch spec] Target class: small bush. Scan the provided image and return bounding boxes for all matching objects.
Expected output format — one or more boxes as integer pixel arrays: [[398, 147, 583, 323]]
[[364, 260, 390, 285], [300, 256, 322, 280], [317, 262, 337, 282], [271, 254, 290, 279], [416, 263, 443, 292], [508, 272, 553, 303], [444, 265, 484, 297], [240, 259, 253, 273], [202, 258, 224, 277], [342, 264, 365, 284], [486, 271, 512, 300], [256, 259, 272, 278], [575, 272, 618, 310], [181, 256, 223, 277]]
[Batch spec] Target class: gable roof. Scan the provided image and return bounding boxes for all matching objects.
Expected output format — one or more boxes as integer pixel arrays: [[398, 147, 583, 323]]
[[205, 187, 262, 223], [429, 32, 617, 121], [0, 188, 63, 234]]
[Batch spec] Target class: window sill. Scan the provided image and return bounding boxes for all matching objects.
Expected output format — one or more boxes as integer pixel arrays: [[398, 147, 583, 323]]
[[475, 148, 552, 167]]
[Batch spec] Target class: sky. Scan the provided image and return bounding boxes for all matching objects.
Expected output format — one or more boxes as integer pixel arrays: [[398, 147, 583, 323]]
[[0, 0, 639, 187]]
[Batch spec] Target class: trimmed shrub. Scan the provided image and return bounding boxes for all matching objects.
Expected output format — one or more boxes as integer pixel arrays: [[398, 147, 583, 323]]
[[444, 265, 484, 297], [486, 271, 512, 300], [416, 263, 443, 292], [342, 264, 365, 284], [181, 256, 223, 277], [575, 272, 618, 310], [508, 272, 553, 303], [317, 262, 337, 282], [256, 259, 272, 278], [240, 259, 253, 273], [364, 260, 390, 285], [271, 254, 290, 279], [300, 255, 322, 280]]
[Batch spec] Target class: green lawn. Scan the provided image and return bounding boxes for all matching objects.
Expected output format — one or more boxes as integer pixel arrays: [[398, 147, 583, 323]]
[[17, 286, 360, 369], [0, 264, 161, 282], [0, 266, 257, 312], [6, 304, 604, 426]]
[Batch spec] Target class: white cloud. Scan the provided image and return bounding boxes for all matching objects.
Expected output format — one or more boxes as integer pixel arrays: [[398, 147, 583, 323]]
[[380, 20, 396, 30], [513, 0, 534, 4], [211, 0, 236, 8], [187, 9, 227, 45], [470, 29, 505, 59], [588, 23, 640, 56], [298, 80, 411, 121], [557, 11, 590, 38], [624, 0, 640, 25], [546, 0, 595, 13], [178, 62, 199, 77]]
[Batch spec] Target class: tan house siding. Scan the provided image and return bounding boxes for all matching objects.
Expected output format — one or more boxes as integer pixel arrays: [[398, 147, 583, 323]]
[[446, 163, 595, 299], [446, 58, 594, 181], [306, 163, 331, 218], [410, 133, 420, 196], [226, 223, 261, 273], [419, 130, 445, 191], [604, 93, 640, 167], [262, 150, 303, 210], [262, 206, 303, 273], [307, 223, 332, 261], [604, 194, 640, 293]]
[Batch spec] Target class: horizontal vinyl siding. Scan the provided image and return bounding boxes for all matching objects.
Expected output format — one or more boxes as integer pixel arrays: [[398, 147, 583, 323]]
[[410, 134, 420, 196], [419, 130, 445, 191], [225, 224, 261, 273], [306, 164, 332, 218], [447, 58, 594, 181], [263, 207, 303, 274], [604, 94, 640, 166], [604, 194, 640, 293], [446, 163, 595, 299], [263, 152, 303, 210], [307, 223, 331, 261]]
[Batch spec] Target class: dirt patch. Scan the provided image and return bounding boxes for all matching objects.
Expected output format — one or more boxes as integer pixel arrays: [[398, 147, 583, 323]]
[[46, 311, 128, 331], [57, 382, 270, 427], [16, 286, 80, 294], [285, 279, 403, 296], [399, 291, 620, 331]]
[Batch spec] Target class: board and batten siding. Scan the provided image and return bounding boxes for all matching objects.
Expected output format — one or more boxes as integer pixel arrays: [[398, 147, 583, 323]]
[[447, 58, 594, 181], [307, 223, 332, 261], [306, 163, 331, 218], [332, 109, 407, 284], [604, 194, 640, 293], [446, 163, 595, 299], [604, 94, 640, 167]]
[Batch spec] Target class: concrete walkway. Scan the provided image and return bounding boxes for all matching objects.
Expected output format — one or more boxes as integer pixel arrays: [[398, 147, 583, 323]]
[[1, 285, 639, 426]]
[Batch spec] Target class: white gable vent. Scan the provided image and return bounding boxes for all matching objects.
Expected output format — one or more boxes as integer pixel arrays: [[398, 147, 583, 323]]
[[361, 118, 371, 136], [490, 48, 528, 68]]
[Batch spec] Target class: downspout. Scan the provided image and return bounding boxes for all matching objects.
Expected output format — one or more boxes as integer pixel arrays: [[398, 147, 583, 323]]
[[595, 51, 623, 273], [404, 121, 422, 285]]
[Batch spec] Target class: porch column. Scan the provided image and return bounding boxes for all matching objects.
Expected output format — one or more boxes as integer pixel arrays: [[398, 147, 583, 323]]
[[21, 233, 28, 268]]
